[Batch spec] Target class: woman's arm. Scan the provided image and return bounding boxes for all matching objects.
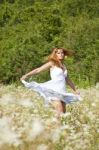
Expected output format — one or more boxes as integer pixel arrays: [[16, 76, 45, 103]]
[[20, 61, 53, 81], [66, 76, 79, 94]]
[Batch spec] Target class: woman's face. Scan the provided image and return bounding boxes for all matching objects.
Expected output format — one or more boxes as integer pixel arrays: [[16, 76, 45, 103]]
[[55, 49, 65, 60]]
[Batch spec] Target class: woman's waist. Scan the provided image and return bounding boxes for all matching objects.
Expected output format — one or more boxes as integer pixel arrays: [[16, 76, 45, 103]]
[[51, 76, 66, 81]]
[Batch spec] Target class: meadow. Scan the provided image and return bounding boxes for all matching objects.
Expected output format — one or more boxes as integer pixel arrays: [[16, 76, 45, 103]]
[[0, 1, 99, 149], [0, 84, 99, 150]]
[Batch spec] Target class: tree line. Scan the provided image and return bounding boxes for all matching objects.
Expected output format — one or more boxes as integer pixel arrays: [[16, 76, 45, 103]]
[[0, 0, 99, 87]]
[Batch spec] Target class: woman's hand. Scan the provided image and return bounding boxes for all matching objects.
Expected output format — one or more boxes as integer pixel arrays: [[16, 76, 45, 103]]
[[73, 90, 80, 95], [20, 75, 27, 81]]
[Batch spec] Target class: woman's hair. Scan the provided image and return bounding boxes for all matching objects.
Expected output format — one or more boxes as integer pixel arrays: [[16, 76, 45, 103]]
[[47, 48, 74, 68]]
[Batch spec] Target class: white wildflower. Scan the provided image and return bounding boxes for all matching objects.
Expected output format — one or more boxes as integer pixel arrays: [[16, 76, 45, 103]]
[[19, 99, 34, 107], [0, 93, 16, 105], [37, 144, 48, 150], [45, 118, 52, 126], [60, 125, 70, 130], [51, 117, 59, 123], [91, 102, 96, 107], [27, 118, 44, 140], [60, 112, 71, 118], [63, 146, 74, 150], [97, 129, 99, 133], [0, 117, 21, 146], [33, 109, 39, 113], [96, 82, 99, 89], [51, 128, 61, 143], [82, 124, 90, 132], [75, 120, 81, 126], [88, 111, 95, 120]]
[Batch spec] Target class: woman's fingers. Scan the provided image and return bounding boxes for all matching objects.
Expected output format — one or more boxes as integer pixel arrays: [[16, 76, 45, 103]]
[[20, 75, 27, 81], [74, 90, 80, 95]]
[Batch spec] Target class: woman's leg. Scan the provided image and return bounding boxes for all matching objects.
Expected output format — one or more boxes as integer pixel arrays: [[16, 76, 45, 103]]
[[61, 101, 66, 113], [51, 100, 66, 118]]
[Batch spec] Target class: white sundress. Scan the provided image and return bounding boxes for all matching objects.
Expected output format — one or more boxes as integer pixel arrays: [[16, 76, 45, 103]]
[[21, 66, 82, 106]]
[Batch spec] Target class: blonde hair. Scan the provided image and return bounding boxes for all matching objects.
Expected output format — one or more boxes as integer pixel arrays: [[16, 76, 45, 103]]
[[47, 48, 74, 68]]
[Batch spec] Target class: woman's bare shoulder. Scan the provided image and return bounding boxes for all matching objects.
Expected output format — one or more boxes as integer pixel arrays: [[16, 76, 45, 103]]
[[48, 60, 55, 67]]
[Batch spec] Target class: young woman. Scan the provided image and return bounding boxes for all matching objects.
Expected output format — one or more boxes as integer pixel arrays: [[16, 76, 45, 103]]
[[20, 48, 81, 118]]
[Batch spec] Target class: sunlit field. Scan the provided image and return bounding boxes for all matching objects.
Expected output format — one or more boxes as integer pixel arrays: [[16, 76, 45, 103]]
[[0, 84, 99, 150]]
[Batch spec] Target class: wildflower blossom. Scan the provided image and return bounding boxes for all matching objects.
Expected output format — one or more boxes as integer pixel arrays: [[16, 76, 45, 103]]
[[37, 144, 48, 150], [27, 118, 44, 140], [18, 99, 34, 107], [0, 117, 21, 146]]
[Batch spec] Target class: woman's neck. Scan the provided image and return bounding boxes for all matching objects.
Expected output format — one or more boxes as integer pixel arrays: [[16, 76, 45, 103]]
[[59, 60, 64, 65]]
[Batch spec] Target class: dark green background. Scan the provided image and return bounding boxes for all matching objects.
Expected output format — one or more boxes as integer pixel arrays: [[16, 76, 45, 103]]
[[0, 0, 99, 87]]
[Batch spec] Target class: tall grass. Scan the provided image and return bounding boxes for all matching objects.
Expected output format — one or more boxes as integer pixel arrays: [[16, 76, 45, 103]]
[[0, 84, 99, 150]]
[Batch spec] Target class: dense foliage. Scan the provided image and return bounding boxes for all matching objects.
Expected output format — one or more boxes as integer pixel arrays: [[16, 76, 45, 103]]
[[0, 0, 99, 86]]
